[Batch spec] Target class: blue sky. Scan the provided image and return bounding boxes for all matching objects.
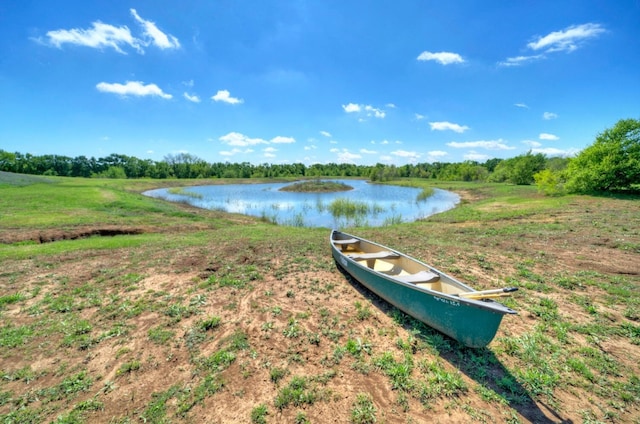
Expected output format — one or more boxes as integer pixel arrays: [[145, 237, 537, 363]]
[[1, 1, 639, 166]]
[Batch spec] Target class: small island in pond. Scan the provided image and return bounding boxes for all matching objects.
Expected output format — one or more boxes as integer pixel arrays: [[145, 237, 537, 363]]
[[279, 180, 354, 193]]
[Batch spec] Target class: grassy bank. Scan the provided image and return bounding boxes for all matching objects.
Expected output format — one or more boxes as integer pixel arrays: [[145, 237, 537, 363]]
[[1, 174, 639, 423]]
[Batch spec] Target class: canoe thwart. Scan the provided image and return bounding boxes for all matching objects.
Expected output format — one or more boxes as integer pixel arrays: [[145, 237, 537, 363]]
[[458, 287, 518, 299], [347, 251, 400, 261], [333, 238, 359, 245], [396, 271, 440, 284]]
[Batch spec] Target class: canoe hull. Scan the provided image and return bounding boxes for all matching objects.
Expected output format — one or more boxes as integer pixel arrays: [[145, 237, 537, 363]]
[[331, 231, 512, 348]]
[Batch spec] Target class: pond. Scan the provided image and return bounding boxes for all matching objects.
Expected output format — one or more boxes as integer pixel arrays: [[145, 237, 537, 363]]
[[143, 179, 460, 228]]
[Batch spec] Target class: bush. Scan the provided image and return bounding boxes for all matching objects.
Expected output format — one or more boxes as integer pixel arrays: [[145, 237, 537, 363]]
[[565, 118, 640, 193]]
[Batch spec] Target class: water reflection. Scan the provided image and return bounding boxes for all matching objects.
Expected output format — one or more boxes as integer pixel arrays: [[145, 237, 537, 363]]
[[143, 179, 459, 228]]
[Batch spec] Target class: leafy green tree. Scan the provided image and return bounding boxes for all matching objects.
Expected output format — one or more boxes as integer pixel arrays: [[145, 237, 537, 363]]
[[489, 152, 546, 185], [565, 118, 640, 193], [534, 169, 565, 196]]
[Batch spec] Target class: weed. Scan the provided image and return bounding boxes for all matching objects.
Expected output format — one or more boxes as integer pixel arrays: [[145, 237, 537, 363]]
[[345, 338, 372, 357], [0, 292, 26, 309], [294, 411, 310, 423], [141, 386, 180, 423], [148, 327, 175, 345], [270, 367, 288, 385], [283, 318, 301, 338], [250, 404, 268, 424], [350, 393, 377, 424], [354, 301, 373, 321], [201, 350, 236, 372], [274, 376, 317, 410], [117, 360, 141, 375]]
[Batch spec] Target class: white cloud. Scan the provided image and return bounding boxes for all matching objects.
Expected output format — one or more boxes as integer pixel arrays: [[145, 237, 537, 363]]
[[429, 121, 470, 133], [212, 90, 243, 104], [96, 81, 172, 99], [543, 112, 558, 120], [218, 132, 295, 148], [386, 103, 396, 109], [342, 103, 361, 113], [333, 149, 361, 163], [263, 147, 277, 158], [270, 136, 295, 144], [527, 23, 605, 53], [360, 148, 377, 154], [414, 113, 425, 120], [498, 55, 544, 67], [365, 105, 386, 118], [464, 151, 490, 161], [219, 132, 267, 147], [320, 131, 331, 137], [539, 133, 559, 140], [391, 150, 421, 160], [183, 93, 200, 103], [514, 103, 529, 109], [428, 150, 448, 158], [45, 22, 142, 54], [447, 139, 515, 150], [531, 147, 579, 157], [41, 10, 179, 54], [500, 23, 605, 66], [417, 51, 464, 65], [220, 148, 242, 157], [130, 9, 180, 49], [523, 140, 542, 148], [342, 103, 385, 118]]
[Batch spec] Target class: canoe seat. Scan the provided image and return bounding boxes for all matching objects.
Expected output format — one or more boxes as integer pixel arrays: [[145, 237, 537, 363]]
[[347, 251, 400, 261], [348, 251, 400, 269], [334, 238, 360, 251], [396, 271, 440, 284]]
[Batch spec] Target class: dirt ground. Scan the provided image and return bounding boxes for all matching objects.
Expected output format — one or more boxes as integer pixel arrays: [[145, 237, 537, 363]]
[[1, 190, 639, 423]]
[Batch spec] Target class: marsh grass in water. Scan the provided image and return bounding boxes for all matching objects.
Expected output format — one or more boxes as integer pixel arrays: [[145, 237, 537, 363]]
[[279, 180, 353, 192], [167, 187, 204, 199]]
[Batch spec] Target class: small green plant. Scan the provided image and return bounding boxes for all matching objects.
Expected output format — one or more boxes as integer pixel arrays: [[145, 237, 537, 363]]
[[274, 376, 317, 410], [295, 411, 310, 423], [0, 292, 26, 308], [250, 404, 268, 424], [148, 327, 175, 344], [198, 316, 222, 331], [270, 367, 288, 385], [350, 393, 377, 424], [355, 301, 372, 321], [283, 318, 301, 338], [117, 360, 141, 375]]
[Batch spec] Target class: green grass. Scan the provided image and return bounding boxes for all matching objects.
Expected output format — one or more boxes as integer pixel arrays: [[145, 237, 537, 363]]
[[1, 174, 639, 423], [280, 180, 353, 192]]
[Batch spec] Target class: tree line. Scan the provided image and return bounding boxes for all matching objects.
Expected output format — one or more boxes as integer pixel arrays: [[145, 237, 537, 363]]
[[0, 149, 555, 183], [1, 119, 638, 194]]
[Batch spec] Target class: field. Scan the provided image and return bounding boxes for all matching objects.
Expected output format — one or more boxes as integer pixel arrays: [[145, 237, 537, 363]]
[[1, 172, 639, 423]]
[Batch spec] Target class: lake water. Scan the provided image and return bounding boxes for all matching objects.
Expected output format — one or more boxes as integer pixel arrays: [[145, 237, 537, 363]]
[[143, 180, 460, 228]]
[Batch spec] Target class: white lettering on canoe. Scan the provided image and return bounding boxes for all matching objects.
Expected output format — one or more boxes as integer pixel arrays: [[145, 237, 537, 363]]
[[433, 296, 460, 307]]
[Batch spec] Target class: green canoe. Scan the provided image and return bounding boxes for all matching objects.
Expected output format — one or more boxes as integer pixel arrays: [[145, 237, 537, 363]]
[[331, 230, 517, 348]]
